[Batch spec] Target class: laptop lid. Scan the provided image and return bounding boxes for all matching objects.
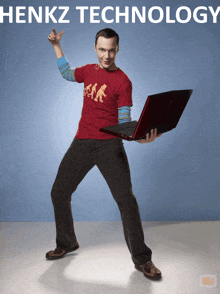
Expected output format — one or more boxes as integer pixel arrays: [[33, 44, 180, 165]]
[[132, 89, 193, 139]]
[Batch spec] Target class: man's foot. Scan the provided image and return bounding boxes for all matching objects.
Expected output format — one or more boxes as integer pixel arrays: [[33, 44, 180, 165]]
[[46, 242, 79, 260], [135, 261, 162, 280]]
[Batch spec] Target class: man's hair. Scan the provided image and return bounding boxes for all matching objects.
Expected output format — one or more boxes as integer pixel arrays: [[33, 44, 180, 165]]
[[95, 28, 119, 46]]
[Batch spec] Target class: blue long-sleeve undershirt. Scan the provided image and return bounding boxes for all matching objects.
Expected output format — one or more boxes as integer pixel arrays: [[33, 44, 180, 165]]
[[57, 56, 131, 124]]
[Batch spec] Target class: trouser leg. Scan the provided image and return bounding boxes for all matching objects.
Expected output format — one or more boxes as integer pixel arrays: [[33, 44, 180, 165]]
[[51, 139, 95, 249], [95, 138, 152, 265]]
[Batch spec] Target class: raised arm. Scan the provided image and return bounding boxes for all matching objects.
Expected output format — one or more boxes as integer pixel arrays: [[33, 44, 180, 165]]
[[48, 29, 76, 82], [48, 28, 64, 59]]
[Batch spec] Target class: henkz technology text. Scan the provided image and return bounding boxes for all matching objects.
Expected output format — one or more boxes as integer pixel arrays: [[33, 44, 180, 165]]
[[0, 6, 219, 24]]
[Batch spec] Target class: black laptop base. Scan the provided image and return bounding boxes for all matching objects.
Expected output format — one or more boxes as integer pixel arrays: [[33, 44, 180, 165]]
[[100, 121, 173, 141]]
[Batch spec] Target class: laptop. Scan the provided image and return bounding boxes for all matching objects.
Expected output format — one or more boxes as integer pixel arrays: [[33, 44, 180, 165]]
[[100, 89, 193, 141]]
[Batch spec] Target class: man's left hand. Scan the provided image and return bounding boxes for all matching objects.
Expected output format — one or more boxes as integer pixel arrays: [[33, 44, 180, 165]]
[[136, 128, 162, 144]]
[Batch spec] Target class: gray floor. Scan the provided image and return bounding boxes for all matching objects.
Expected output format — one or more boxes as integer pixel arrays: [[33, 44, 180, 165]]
[[0, 221, 219, 294]]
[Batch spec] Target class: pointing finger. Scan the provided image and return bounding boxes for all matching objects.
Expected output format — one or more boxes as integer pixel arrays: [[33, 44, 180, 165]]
[[59, 30, 64, 37]]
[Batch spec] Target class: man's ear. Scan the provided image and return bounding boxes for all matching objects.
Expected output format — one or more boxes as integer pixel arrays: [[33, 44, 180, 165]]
[[94, 44, 97, 52], [117, 45, 119, 53]]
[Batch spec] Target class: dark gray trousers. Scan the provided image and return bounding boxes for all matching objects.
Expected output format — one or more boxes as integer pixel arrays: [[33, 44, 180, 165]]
[[51, 138, 152, 265]]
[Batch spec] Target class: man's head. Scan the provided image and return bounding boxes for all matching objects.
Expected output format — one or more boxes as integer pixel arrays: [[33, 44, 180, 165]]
[[94, 28, 119, 71]]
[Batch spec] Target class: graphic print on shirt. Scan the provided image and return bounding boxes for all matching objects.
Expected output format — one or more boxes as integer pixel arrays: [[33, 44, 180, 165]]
[[83, 84, 92, 97], [84, 83, 107, 103], [94, 85, 107, 103], [88, 83, 98, 99]]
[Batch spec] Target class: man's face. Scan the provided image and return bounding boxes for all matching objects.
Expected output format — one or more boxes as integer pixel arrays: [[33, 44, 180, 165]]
[[95, 36, 119, 71]]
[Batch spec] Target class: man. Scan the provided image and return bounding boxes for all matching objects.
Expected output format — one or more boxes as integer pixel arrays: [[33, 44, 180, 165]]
[[47, 28, 162, 281]]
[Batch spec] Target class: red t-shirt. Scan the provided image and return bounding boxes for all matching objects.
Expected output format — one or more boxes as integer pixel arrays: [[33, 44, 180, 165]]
[[74, 64, 133, 139]]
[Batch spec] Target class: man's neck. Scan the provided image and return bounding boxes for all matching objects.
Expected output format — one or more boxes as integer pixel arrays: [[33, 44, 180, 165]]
[[99, 63, 118, 72]]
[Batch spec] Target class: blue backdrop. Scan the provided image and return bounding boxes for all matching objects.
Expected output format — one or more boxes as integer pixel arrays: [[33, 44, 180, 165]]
[[1, 0, 220, 221]]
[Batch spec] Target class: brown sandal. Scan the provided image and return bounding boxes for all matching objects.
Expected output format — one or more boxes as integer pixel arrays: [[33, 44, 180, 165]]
[[46, 242, 79, 260], [135, 261, 162, 280]]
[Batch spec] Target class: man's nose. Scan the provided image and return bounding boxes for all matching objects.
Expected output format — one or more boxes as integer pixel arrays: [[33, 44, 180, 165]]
[[105, 51, 110, 59]]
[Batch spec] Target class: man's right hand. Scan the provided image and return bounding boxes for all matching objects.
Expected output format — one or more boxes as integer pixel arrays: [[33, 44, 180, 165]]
[[48, 28, 64, 45]]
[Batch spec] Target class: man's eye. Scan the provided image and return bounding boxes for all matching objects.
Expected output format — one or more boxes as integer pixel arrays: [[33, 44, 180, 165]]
[[100, 49, 104, 51]]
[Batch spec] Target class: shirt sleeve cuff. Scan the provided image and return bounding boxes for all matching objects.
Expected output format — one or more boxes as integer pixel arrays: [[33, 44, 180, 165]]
[[57, 56, 69, 68]]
